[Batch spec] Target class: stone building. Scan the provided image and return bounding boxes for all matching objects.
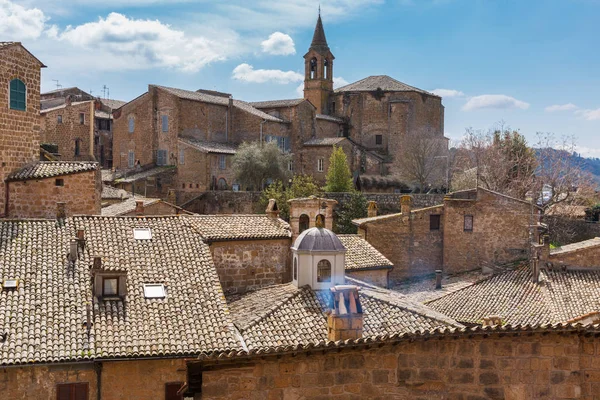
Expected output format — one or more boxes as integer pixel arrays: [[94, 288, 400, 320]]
[[40, 88, 125, 168], [111, 14, 449, 202], [354, 187, 540, 282]]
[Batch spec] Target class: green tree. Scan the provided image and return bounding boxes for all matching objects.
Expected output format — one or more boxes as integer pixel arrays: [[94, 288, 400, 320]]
[[258, 174, 321, 220], [334, 191, 368, 234], [232, 141, 290, 190], [324, 146, 354, 192]]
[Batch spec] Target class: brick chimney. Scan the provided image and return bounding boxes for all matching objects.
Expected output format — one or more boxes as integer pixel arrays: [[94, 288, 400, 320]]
[[482, 315, 502, 327], [435, 270, 443, 290], [265, 198, 279, 219], [65, 95, 72, 106], [135, 200, 144, 216], [56, 202, 66, 223], [400, 195, 413, 215], [167, 189, 177, 206], [327, 285, 363, 341], [367, 201, 378, 218]]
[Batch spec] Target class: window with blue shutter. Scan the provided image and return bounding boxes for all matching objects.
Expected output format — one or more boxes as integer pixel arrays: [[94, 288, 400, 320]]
[[161, 115, 168, 132], [157, 149, 168, 166], [9, 79, 26, 111], [128, 117, 134, 133]]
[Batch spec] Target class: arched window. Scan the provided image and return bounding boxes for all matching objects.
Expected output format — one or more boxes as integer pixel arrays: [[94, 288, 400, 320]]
[[310, 58, 317, 79], [299, 214, 309, 233], [9, 79, 26, 111], [217, 178, 227, 190], [317, 260, 331, 283], [324, 59, 329, 80], [293, 258, 298, 281]]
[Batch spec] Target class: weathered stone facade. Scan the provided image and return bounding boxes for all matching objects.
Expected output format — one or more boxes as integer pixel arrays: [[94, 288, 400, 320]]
[[346, 269, 389, 287], [210, 238, 291, 295], [194, 329, 600, 400], [548, 238, 600, 268], [7, 168, 101, 218], [0, 43, 44, 214]]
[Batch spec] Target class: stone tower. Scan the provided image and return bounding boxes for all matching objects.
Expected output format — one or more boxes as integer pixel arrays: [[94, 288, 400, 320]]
[[303, 12, 335, 115]]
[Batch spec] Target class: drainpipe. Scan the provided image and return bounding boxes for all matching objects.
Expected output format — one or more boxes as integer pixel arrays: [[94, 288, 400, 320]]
[[89, 101, 95, 159], [260, 119, 267, 146], [95, 362, 102, 400]]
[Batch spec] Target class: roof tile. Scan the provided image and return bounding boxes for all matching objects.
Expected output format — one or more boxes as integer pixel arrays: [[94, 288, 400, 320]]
[[7, 161, 98, 181]]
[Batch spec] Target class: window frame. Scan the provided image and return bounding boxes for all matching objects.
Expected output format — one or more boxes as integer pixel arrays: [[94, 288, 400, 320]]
[[79, 113, 85, 125], [179, 148, 185, 165], [161, 115, 169, 133], [102, 277, 119, 297], [430, 214, 441, 231], [128, 151, 135, 168], [128, 116, 134, 133], [57, 115, 63, 124], [375, 134, 383, 145], [218, 155, 226, 170], [56, 382, 89, 400], [317, 259, 332, 283], [317, 158, 324, 172], [157, 149, 168, 166], [464, 215, 474, 232], [74, 139, 81, 157], [9, 78, 26, 111]]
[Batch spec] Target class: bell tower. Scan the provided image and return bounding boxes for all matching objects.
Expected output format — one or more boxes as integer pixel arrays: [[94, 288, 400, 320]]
[[304, 11, 335, 115]]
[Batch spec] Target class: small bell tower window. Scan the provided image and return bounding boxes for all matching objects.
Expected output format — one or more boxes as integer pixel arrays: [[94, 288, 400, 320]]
[[310, 58, 317, 79]]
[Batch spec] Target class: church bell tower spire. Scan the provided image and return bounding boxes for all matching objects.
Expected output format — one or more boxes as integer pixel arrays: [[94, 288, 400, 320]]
[[303, 11, 335, 115]]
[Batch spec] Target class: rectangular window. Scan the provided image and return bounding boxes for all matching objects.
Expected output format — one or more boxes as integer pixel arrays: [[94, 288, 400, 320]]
[[79, 113, 85, 125], [56, 383, 88, 400], [102, 277, 118, 297], [144, 283, 166, 299], [464, 215, 474, 232], [157, 149, 168, 166], [317, 158, 324, 172], [430, 214, 441, 231], [161, 115, 169, 132], [331, 102, 336, 114], [165, 382, 183, 400], [376, 135, 383, 145], [55, 178, 64, 187], [219, 155, 226, 170], [9, 79, 26, 111], [179, 149, 185, 165], [128, 117, 134, 133], [74, 139, 80, 156], [288, 159, 293, 172], [128, 151, 134, 168], [57, 115, 63, 124]]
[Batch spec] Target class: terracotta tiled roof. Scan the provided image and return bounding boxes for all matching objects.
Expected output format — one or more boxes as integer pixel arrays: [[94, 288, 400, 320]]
[[550, 237, 600, 255], [40, 98, 66, 110], [40, 100, 91, 114], [303, 137, 346, 146], [316, 114, 344, 123], [227, 284, 461, 351], [0, 217, 244, 365], [179, 137, 238, 154], [427, 265, 600, 326], [100, 196, 160, 216], [101, 185, 131, 200], [250, 99, 305, 108], [337, 235, 393, 270], [0, 42, 17, 49], [100, 99, 126, 109], [7, 161, 98, 181], [335, 75, 435, 96], [353, 204, 444, 226], [153, 85, 285, 123], [183, 215, 291, 241]]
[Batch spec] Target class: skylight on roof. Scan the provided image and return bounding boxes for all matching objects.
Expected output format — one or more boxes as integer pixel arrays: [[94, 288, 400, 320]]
[[2, 279, 19, 289], [143, 284, 165, 298], [133, 228, 152, 240]]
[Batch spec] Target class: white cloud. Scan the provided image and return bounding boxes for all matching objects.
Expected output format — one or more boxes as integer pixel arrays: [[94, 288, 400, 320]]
[[333, 76, 349, 89], [261, 32, 295, 55], [576, 108, 600, 121], [56, 12, 233, 72], [0, 0, 47, 39], [431, 88, 465, 98], [232, 63, 303, 84], [545, 103, 578, 112], [462, 94, 530, 111]]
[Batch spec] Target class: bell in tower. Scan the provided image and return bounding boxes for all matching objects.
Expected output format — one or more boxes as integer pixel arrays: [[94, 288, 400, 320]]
[[303, 10, 335, 115]]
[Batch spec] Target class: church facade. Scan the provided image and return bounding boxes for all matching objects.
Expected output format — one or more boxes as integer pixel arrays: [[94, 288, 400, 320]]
[[111, 14, 448, 200]]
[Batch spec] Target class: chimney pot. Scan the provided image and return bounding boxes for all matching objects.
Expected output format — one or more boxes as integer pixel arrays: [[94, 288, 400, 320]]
[[93, 256, 102, 269], [265, 198, 279, 219], [367, 201, 378, 218], [435, 270, 443, 290], [76, 229, 85, 241], [327, 285, 363, 341], [68, 239, 78, 262], [135, 200, 144, 216], [400, 195, 413, 215]]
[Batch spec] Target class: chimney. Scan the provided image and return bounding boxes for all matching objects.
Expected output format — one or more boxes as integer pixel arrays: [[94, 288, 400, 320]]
[[327, 285, 363, 341], [135, 200, 144, 216], [482, 315, 502, 327], [167, 189, 177, 205], [68, 239, 78, 262], [93, 256, 102, 269], [435, 270, 443, 290], [65, 95, 72, 106], [56, 202, 66, 225], [400, 195, 413, 215], [367, 201, 378, 218], [76, 229, 86, 252], [265, 199, 279, 219]]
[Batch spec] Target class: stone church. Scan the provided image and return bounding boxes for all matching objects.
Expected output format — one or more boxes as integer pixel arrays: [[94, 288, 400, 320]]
[[111, 14, 449, 201]]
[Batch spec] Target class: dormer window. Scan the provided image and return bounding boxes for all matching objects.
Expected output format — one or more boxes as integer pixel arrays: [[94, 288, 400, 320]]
[[144, 283, 166, 299], [102, 277, 119, 297], [92, 257, 127, 299], [133, 228, 152, 240]]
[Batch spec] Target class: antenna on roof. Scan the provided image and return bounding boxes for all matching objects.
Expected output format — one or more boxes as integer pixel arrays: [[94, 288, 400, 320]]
[[52, 79, 62, 90], [102, 84, 110, 99], [318, 3, 321, 16]]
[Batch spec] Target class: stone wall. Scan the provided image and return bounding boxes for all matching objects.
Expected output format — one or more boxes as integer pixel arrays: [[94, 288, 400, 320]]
[[113, 91, 154, 170], [346, 269, 389, 288], [120, 201, 185, 217], [545, 216, 600, 245], [443, 189, 535, 274], [0, 44, 43, 213], [327, 192, 445, 215], [197, 329, 600, 400], [549, 244, 600, 269], [181, 191, 263, 214], [209, 238, 291, 295], [40, 101, 94, 162], [7, 169, 101, 218], [359, 205, 444, 282], [0, 358, 187, 400]]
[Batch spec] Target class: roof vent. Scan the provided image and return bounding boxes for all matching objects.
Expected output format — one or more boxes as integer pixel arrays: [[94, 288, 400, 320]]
[[2, 279, 19, 290], [143, 283, 165, 299], [133, 228, 152, 240]]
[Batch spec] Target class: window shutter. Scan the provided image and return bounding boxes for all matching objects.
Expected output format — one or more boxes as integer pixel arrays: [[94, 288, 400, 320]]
[[74, 383, 88, 400], [162, 115, 169, 132], [118, 275, 127, 297], [128, 117, 134, 133], [165, 382, 183, 400], [9, 79, 26, 111], [57, 384, 71, 400]]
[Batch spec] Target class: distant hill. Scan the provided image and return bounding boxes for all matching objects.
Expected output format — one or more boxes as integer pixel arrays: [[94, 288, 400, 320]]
[[535, 148, 600, 187]]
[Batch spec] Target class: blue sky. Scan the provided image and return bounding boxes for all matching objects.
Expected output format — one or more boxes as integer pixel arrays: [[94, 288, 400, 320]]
[[3, 0, 599, 155]]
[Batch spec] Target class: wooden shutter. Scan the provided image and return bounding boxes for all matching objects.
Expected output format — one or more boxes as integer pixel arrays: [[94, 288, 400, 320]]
[[165, 382, 183, 400], [57, 383, 88, 400], [74, 383, 88, 400]]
